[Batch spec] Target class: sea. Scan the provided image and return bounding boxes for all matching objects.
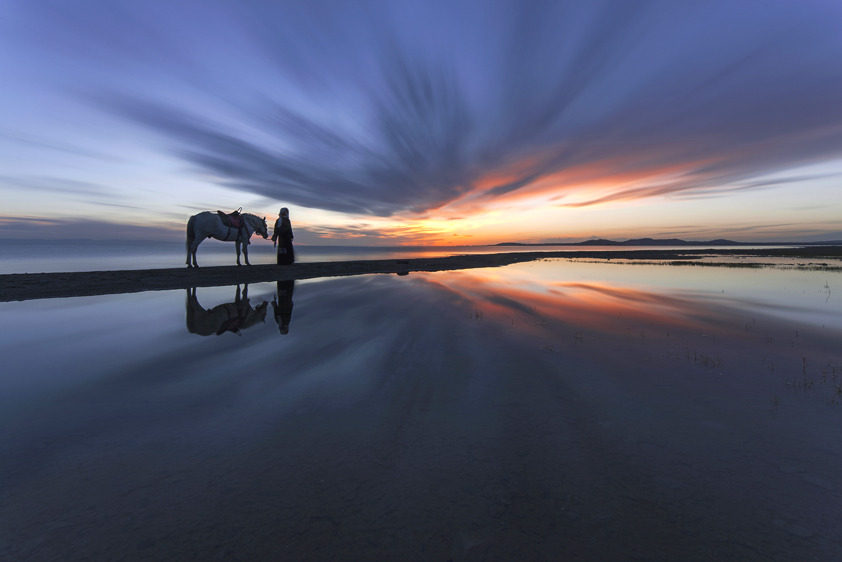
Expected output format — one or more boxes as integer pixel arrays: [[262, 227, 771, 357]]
[[0, 238, 801, 274], [2, 242, 841, 559]]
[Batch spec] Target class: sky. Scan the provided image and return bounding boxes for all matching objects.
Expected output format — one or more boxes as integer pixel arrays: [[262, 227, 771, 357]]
[[1, 0, 841, 246]]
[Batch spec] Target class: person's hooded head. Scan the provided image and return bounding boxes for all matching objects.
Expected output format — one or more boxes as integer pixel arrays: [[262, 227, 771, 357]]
[[280, 207, 289, 218]]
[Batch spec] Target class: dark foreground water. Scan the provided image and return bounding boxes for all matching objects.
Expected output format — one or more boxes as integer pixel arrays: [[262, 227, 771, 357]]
[[1, 259, 841, 560]]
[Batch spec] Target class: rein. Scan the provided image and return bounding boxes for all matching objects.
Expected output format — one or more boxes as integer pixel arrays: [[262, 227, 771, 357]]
[[228, 222, 249, 243], [217, 213, 264, 243], [233, 214, 264, 243]]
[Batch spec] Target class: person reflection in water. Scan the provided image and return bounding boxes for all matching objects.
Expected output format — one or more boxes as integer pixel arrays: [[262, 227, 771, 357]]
[[272, 207, 295, 265], [273, 280, 295, 335]]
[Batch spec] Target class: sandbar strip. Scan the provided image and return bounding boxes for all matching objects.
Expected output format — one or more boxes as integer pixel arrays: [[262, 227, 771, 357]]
[[1, 247, 840, 302]]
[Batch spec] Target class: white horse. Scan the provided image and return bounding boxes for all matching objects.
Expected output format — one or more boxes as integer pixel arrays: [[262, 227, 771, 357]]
[[186, 211, 268, 267]]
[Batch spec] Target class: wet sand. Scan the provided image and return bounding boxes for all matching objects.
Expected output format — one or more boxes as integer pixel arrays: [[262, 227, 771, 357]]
[[1, 246, 841, 302]]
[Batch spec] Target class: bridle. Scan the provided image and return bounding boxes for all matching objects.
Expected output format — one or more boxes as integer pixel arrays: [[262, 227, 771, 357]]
[[237, 214, 268, 242]]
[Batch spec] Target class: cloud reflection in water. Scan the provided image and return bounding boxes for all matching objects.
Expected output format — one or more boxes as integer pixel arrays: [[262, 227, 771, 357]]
[[1, 260, 841, 559]]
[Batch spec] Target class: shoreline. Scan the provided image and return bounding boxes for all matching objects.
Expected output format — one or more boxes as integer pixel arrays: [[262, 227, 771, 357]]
[[2, 246, 841, 302]]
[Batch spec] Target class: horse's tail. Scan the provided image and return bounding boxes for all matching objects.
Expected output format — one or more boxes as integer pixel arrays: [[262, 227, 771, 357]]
[[186, 215, 196, 251]]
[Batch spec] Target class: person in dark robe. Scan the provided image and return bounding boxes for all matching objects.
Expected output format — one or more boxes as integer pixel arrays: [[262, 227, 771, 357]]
[[271, 207, 295, 265], [273, 280, 295, 335]]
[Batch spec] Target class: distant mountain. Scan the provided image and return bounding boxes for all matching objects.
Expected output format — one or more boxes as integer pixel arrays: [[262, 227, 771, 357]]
[[494, 237, 743, 247], [622, 237, 743, 246]]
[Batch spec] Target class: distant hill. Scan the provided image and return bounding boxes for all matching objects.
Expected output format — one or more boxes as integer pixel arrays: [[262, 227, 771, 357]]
[[493, 238, 842, 247]]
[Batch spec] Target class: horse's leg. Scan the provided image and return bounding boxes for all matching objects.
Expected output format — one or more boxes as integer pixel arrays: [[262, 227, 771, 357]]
[[186, 216, 195, 267], [243, 238, 251, 266], [190, 240, 200, 268], [186, 236, 197, 267], [235, 241, 242, 266]]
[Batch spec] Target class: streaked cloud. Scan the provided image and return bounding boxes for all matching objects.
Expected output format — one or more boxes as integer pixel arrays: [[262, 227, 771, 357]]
[[0, 176, 120, 199], [3, 0, 842, 242], [0, 216, 181, 241]]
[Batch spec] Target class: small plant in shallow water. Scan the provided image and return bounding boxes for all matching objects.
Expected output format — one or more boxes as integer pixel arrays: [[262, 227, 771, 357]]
[[820, 362, 840, 383], [698, 354, 722, 369], [467, 309, 484, 321], [684, 349, 722, 369], [831, 384, 842, 405]]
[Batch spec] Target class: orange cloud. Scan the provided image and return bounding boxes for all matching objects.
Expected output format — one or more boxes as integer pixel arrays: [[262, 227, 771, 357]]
[[435, 146, 726, 216]]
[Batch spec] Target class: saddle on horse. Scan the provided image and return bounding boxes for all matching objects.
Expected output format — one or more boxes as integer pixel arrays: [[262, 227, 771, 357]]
[[217, 209, 244, 229]]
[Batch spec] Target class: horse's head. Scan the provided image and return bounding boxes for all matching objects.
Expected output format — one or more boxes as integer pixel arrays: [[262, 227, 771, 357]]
[[242, 213, 269, 239]]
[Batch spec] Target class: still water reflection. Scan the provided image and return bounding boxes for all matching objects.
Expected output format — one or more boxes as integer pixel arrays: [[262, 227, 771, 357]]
[[1, 259, 841, 560], [186, 285, 270, 337]]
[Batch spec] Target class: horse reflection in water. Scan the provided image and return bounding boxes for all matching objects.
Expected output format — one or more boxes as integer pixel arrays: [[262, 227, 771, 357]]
[[186, 285, 269, 336]]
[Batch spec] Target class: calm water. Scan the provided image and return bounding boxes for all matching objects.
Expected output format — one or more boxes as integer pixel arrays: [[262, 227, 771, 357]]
[[0, 240, 797, 274], [1, 241, 536, 273], [2, 259, 841, 560]]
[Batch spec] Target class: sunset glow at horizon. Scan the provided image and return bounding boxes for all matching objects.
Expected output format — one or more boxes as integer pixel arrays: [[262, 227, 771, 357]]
[[1, 1, 841, 246]]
